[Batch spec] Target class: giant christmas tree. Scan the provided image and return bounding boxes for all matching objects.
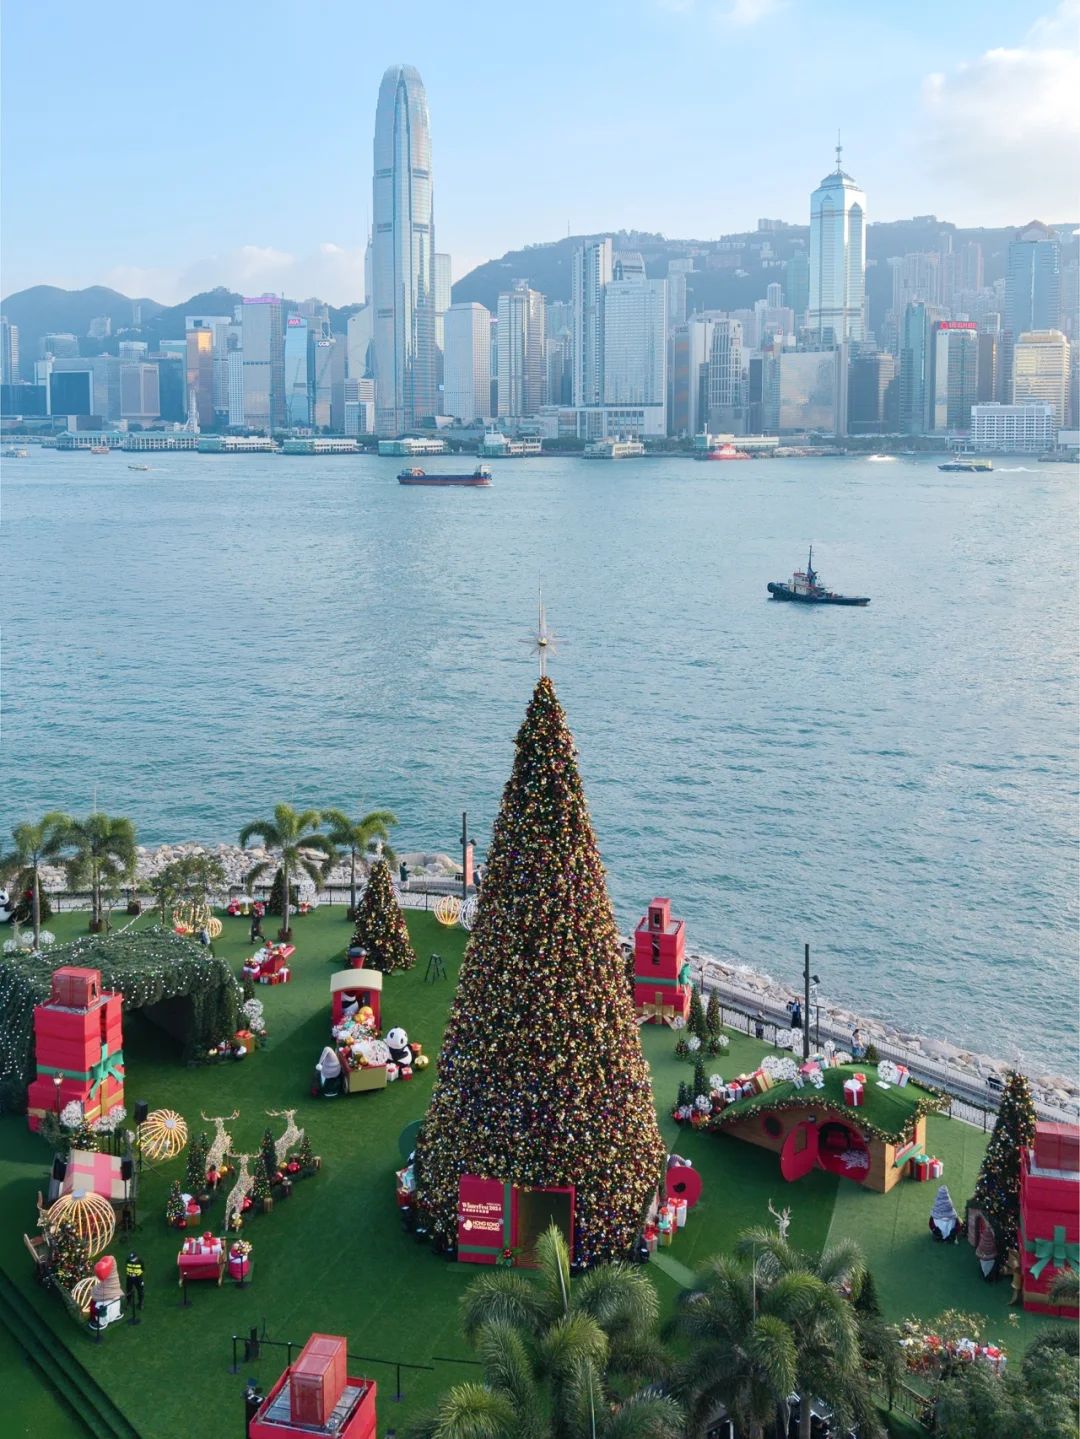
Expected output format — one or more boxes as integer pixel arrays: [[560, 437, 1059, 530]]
[[414, 676, 666, 1267]]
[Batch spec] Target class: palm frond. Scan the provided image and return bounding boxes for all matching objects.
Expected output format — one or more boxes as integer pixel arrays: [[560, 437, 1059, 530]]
[[422, 1382, 519, 1439], [243, 860, 271, 893], [239, 820, 277, 848], [536, 1222, 573, 1319], [602, 1392, 685, 1439], [459, 1270, 548, 1345], [745, 1312, 798, 1398], [573, 1262, 660, 1340], [472, 1323, 544, 1439], [538, 1310, 609, 1384]]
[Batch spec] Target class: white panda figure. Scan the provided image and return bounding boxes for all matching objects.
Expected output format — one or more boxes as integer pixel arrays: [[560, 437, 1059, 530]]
[[0, 889, 12, 924], [385, 1027, 412, 1071]]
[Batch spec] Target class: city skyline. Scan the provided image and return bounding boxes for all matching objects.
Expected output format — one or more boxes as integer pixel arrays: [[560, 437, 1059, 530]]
[[1, 0, 1076, 305]]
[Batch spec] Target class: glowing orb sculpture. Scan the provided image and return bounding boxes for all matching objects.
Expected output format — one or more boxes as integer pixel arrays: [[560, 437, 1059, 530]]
[[433, 895, 461, 926], [139, 1108, 189, 1161], [46, 1190, 116, 1257], [460, 896, 478, 931]]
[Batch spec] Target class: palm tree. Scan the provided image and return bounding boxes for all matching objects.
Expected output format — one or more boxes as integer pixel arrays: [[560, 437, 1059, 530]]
[[734, 1228, 882, 1439], [322, 807, 398, 917], [0, 812, 71, 949], [63, 813, 137, 933], [238, 804, 334, 940], [411, 1226, 682, 1439]]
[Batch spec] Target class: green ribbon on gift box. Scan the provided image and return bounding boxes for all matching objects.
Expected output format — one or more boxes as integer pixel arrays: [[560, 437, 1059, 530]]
[[88, 1043, 125, 1099], [1026, 1225, 1080, 1280]]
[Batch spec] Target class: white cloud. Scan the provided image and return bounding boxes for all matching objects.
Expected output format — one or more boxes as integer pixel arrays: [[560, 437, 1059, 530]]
[[921, 2, 1080, 220], [101, 242, 368, 308]]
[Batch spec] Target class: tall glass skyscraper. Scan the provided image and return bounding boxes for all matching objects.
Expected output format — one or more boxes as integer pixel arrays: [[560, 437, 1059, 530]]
[[372, 64, 436, 436], [808, 147, 866, 346]]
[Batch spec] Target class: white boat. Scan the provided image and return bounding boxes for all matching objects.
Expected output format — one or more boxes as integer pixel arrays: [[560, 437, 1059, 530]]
[[3, 447, 29, 458], [582, 437, 645, 459], [128, 463, 151, 471]]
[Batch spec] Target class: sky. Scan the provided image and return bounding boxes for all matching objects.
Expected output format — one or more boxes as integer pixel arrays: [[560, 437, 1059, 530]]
[[1, 0, 1076, 306]]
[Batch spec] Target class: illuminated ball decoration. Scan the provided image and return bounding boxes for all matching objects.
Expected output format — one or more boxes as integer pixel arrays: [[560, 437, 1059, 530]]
[[70, 1276, 97, 1315], [433, 895, 461, 927], [139, 1108, 189, 1161], [459, 896, 478, 931], [414, 676, 666, 1267], [47, 1190, 116, 1257]]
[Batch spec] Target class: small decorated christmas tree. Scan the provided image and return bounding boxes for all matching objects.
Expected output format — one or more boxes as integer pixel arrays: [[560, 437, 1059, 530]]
[[250, 1164, 271, 1211], [676, 1080, 690, 1111], [688, 986, 707, 1040], [260, 1126, 278, 1182], [50, 1219, 91, 1291], [266, 868, 300, 917], [185, 1132, 210, 1195], [69, 1117, 98, 1153], [705, 990, 721, 1037], [296, 1131, 317, 1175], [415, 676, 665, 1266], [350, 859, 416, 973], [971, 1070, 1037, 1251], [692, 1058, 708, 1104], [165, 1180, 185, 1227]]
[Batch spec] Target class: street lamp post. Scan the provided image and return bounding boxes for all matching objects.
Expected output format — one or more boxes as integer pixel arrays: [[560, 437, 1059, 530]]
[[802, 943, 820, 1062]]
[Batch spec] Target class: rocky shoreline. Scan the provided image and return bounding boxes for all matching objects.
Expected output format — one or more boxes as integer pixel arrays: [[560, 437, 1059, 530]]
[[28, 841, 1078, 1118]]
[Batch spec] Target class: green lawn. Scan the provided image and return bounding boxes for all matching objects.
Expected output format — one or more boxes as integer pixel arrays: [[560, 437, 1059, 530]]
[[0, 908, 1062, 1438]]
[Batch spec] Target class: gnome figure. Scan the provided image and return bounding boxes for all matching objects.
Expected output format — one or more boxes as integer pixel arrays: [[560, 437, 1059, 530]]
[[929, 1185, 959, 1242], [88, 1255, 125, 1330], [976, 1223, 999, 1278]]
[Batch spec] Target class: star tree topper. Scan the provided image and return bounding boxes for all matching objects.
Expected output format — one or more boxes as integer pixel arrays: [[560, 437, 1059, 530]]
[[520, 587, 564, 677]]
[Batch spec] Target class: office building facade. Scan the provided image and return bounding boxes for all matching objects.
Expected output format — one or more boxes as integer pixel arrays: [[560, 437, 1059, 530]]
[[572, 238, 612, 406], [120, 363, 161, 424], [1, 316, 18, 384], [970, 402, 1056, 452], [603, 275, 667, 423], [776, 350, 838, 433], [899, 302, 942, 434], [1013, 329, 1070, 421], [241, 296, 285, 431], [372, 64, 437, 434], [707, 319, 743, 431], [284, 316, 311, 426], [929, 321, 979, 432], [808, 153, 866, 345], [443, 302, 491, 424], [497, 284, 545, 419], [1004, 223, 1061, 399]]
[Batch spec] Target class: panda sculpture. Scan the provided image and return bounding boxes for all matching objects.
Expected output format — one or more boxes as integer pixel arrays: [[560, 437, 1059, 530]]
[[385, 1027, 412, 1078], [0, 889, 12, 924]]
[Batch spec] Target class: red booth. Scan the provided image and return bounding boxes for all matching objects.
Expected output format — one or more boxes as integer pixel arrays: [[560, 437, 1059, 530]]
[[1019, 1122, 1079, 1316], [248, 1333, 376, 1439]]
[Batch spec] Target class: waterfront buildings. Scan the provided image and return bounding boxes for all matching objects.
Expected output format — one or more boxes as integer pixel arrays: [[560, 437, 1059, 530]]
[[119, 363, 160, 425], [775, 349, 839, 433], [928, 320, 979, 433], [0, 316, 18, 384], [784, 250, 809, 324], [185, 322, 215, 428], [241, 296, 285, 432], [1012, 329, 1070, 423], [970, 402, 1056, 452], [847, 350, 896, 434], [347, 307, 373, 381], [572, 238, 612, 406], [1004, 223, 1061, 400], [899, 302, 943, 434], [372, 64, 437, 435], [707, 319, 743, 432], [808, 148, 866, 345], [603, 259, 667, 426], [669, 318, 713, 437], [284, 315, 310, 426], [443, 301, 491, 424], [497, 283, 545, 420]]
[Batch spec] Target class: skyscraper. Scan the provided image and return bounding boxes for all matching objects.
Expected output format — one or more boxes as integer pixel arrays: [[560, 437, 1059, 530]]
[[372, 64, 436, 435], [707, 319, 743, 431], [808, 144, 866, 346], [443, 302, 491, 424], [572, 238, 612, 406], [603, 269, 667, 420], [284, 315, 310, 426], [497, 283, 545, 419], [928, 321, 979, 433], [186, 323, 215, 428], [1013, 330, 1070, 422], [1003, 223, 1061, 400], [784, 250, 810, 325], [899, 302, 943, 434], [0, 315, 18, 385], [241, 296, 285, 432]]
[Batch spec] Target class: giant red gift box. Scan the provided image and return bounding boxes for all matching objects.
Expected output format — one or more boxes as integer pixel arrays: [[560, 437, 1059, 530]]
[[50, 967, 101, 1008], [1019, 1122, 1080, 1316], [34, 993, 122, 1072], [290, 1334, 348, 1427], [28, 968, 124, 1132], [634, 898, 685, 981]]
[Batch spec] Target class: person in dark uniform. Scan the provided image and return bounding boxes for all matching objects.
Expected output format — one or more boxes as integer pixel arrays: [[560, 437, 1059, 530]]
[[125, 1252, 145, 1311], [249, 910, 264, 944]]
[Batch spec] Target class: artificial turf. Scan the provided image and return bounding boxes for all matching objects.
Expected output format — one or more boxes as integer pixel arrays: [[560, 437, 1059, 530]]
[[0, 907, 1060, 1439]]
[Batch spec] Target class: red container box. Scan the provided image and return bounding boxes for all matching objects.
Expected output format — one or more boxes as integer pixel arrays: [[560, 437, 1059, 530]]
[[633, 982, 690, 1023], [634, 898, 686, 982], [1034, 1122, 1080, 1173], [50, 967, 101, 1009], [290, 1333, 348, 1426]]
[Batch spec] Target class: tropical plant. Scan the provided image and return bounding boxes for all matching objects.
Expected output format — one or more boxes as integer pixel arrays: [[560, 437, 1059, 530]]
[[238, 805, 334, 940], [0, 812, 71, 948], [1048, 1271, 1080, 1308], [933, 1339, 1078, 1439], [669, 1228, 883, 1439], [322, 807, 399, 916], [410, 1225, 682, 1439], [63, 812, 137, 932], [150, 852, 228, 926]]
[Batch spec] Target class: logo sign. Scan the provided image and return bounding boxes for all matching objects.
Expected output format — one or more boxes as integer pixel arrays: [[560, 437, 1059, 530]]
[[458, 1176, 509, 1262]]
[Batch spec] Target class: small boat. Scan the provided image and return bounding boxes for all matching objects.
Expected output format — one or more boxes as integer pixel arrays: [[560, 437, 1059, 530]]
[[90, 444, 110, 454], [3, 447, 29, 458], [939, 452, 992, 472], [865, 454, 895, 462], [398, 464, 492, 487], [128, 463, 150, 471], [768, 547, 869, 607], [705, 442, 750, 460]]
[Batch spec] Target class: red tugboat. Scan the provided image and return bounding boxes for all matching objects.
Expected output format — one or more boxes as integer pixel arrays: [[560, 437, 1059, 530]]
[[398, 464, 491, 487], [705, 442, 750, 460], [768, 548, 870, 606]]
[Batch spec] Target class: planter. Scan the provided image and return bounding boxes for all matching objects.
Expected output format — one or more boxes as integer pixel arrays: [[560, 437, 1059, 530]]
[[88, 919, 105, 934], [126, 901, 142, 916], [276, 928, 293, 942]]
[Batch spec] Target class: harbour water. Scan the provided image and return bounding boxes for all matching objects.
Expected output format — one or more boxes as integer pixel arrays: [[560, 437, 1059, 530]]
[[3, 448, 1077, 1069]]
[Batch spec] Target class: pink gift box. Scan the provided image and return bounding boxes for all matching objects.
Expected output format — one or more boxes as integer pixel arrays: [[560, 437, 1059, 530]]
[[895, 1065, 910, 1087], [928, 1157, 943, 1178]]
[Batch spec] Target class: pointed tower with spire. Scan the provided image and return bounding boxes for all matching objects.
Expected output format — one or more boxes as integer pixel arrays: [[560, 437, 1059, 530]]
[[414, 675, 666, 1267]]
